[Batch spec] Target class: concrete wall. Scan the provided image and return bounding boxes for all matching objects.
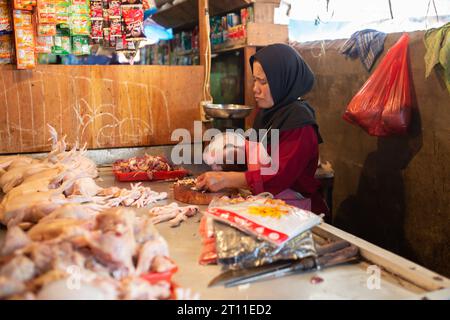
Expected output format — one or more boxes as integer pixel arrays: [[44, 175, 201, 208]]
[[293, 31, 450, 277]]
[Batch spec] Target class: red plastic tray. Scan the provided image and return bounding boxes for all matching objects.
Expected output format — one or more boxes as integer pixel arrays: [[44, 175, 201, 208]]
[[113, 169, 188, 182], [140, 257, 178, 285]]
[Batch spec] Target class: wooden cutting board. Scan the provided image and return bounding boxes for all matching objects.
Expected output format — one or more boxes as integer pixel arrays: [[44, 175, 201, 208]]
[[173, 182, 238, 205]]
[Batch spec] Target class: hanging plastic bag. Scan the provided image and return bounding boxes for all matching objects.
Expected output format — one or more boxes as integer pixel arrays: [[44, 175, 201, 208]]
[[343, 34, 412, 136]]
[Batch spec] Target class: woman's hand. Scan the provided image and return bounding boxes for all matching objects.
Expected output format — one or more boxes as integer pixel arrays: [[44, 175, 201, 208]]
[[196, 172, 248, 192]]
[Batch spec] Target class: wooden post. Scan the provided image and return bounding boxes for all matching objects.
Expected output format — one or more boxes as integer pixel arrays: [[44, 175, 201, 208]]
[[198, 0, 209, 68], [244, 46, 257, 129], [198, 0, 213, 123]]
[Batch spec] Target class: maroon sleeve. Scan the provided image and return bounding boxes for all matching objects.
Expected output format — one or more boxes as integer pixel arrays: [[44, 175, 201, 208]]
[[245, 126, 317, 195]]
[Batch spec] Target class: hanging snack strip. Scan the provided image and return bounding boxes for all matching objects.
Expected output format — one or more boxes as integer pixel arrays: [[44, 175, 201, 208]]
[[35, 34, 53, 53], [55, 0, 70, 25], [0, 0, 12, 35], [0, 0, 13, 64], [13, 9, 36, 69], [52, 26, 70, 54], [14, 0, 36, 11], [72, 34, 89, 54], [122, 4, 145, 41], [90, 0, 103, 48], [35, 0, 56, 53], [0, 33, 13, 64], [69, 0, 90, 54], [69, 0, 90, 36]]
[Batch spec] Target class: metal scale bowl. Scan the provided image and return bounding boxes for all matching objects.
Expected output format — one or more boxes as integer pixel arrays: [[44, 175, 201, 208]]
[[203, 104, 254, 131]]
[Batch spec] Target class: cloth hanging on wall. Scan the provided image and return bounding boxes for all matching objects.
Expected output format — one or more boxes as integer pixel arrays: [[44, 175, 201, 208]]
[[424, 22, 450, 94], [341, 29, 387, 71]]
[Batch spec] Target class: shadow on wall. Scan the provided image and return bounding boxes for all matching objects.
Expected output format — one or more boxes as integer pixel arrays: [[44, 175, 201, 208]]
[[334, 60, 424, 258]]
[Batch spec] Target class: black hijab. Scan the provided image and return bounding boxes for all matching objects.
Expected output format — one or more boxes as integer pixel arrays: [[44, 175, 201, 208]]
[[250, 43, 323, 143]]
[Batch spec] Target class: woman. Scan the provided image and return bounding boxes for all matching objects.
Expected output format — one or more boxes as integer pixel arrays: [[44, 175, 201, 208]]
[[196, 43, 329, 217]]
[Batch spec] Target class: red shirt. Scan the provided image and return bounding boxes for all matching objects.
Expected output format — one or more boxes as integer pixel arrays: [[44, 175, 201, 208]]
[[245, 126, 328, 215]]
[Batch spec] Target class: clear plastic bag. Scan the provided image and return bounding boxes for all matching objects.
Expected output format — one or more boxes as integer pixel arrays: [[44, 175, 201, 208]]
[[343, 34, 412, 136], [214, 221, 317, 270]]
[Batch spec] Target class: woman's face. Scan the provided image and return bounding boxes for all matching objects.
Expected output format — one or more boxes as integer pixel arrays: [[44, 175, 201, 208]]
[[252, 61, 274, 109]]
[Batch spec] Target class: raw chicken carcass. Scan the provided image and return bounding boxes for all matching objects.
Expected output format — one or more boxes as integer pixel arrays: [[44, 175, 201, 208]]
[[1, 226, 31, 256], [87, 208, 137, 277], [120, 277, 171, 300], [0, 277, 26, 299], [65, 177, 103, 198], [39, 203, 103, 223], [148, 202, 199, 227], [133, 215, 159, 244], [27, 218, 92, 242], [0, 156, 32, 171], [0, 255, 36, 282], [151, 255, 176, 273], [0, 177, 82, 226], [135, 236, 169, 275]]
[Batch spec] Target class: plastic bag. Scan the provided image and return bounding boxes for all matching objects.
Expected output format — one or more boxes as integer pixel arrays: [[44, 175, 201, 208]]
[[205, 195, 322, 247], [198, 216, 218, 265], [343, 34, 412, 136], [214, 220, 317, 270]]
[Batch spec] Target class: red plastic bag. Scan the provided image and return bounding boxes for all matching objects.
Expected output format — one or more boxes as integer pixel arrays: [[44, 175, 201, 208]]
[[343, 34, 412, 136], [198, 216, 217, 265]]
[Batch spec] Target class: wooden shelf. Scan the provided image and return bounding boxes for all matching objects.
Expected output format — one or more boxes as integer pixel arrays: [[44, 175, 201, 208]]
[[212, 43, 247, 54], [152, 0, 253, 30], [211, 23, 288, 53], [175, 49, 199, 56]]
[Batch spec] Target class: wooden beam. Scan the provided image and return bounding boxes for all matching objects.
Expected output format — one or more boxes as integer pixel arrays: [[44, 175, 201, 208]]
[[317, 223, 450, 292]]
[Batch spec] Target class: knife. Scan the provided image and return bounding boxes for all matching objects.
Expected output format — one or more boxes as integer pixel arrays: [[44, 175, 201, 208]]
[[208, 243, 359, 288], [208, 261, 294, 288]]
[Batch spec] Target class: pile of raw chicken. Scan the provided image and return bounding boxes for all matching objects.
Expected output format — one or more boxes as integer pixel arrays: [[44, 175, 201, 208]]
[[112, 154, 172, 173], [0, 126, 199, 300]]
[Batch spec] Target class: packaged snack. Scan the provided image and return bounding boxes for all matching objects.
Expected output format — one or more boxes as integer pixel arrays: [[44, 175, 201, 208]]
[[121, 0, 141, 4], [35, 35, 53, 53], [69, 14, 90, 35], [108, 0, 121, 17], [13, 0, 34, 10], [142, 0, 154, 10], [16, 47, 35, 68], [109, 16, 122, 37], [115, 35, 136, 52], [91, 18, 103, 39], [0, 34, 13, 64], [55, 0, 70, 24], [52, 34, 71, 54], [0, 1, 12, 34], [102, 26, 110, 44], [122, 5, 145, 41], [37, 23, 56, 36], [90, 0, 103, 18], [70, 3, 89, 15], [12, 9, 32, 28], [115, 34, 126, 50], [37, 0, 57, 24], [206, 196, 322, 246], [71, 0, 87, 5], [13, 10, 35, 69], [72, 35, 90, 55]]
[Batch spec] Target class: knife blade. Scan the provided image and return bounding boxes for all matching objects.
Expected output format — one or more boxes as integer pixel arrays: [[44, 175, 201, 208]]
[[224, 258, 317, 287], [208, 260, 293, 288], [209, 244, 359, 288]]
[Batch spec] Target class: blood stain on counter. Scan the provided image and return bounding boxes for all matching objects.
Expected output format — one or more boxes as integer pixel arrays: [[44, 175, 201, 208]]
[[310, 276, 324, 284]]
